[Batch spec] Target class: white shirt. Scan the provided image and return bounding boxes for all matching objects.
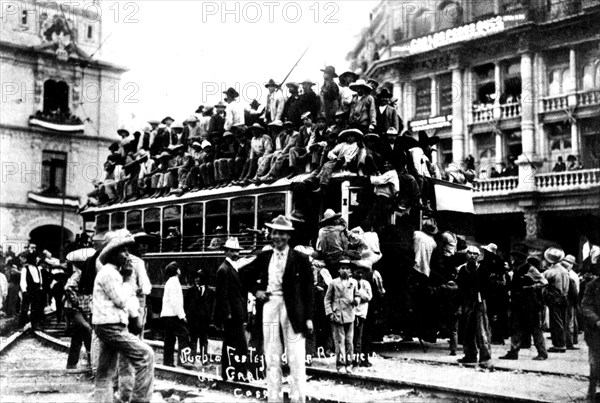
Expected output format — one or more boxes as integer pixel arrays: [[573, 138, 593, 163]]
[[267, 246, 289, 294], [20, 264, 42, 293], [413, 231, 437, 277], [224, 100, 245, 131], [161, 276, 186, 320]]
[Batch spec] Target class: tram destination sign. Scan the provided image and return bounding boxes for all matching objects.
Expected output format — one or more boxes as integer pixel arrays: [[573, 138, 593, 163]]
[[409, 115, 453, 131]]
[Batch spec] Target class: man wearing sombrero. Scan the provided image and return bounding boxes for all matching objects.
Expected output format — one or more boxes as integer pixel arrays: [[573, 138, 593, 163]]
[[265, 79, 285, 124], [314, 128, 361, 192], [499, 244, 548, 361], [375, 88, 401, 135], [297, 79, 321, 124], [241, 215, 314, 403], [214, 237, 249, 381], [348, 79, 376, 134], [320, 66, 340, 125], [543, 247, 571, 353], [92, 233, 154, 403], [223, 87, 245, 131], [234, 123, 273, 186], [282, 82, 302, 129]]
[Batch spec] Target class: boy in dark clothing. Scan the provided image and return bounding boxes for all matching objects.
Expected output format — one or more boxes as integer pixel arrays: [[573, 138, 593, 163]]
[[185, 270, 214, 359]]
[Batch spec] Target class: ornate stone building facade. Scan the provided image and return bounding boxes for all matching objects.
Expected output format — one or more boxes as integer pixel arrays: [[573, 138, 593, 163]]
[[349, 0, 600, 253], [0, 0, 126, 255]]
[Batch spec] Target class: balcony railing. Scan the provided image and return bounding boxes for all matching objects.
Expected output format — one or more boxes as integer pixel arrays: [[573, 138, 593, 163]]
[[472, 105, 495, 123], [577, 89, 600, 107], [473, 176, 519, 194], [500, 102, 522, 119], [535, 168, 600, 191], [542, 94, 569, 112], [582, 0, 599, 9], [474, 168, 600, 197]]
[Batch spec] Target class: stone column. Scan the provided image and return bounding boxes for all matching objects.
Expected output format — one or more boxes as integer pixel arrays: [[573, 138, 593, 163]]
[[393, 81, 404, 122], [431, 76, 439, 117], [405, 81, 416, 123], [493, 61, 503, 119], [568, 48, 580, 158], [520, 52, 535, 160], [451, 67, 465, 164], [495, 131, 503, 166], [516, 51, 540, 191]]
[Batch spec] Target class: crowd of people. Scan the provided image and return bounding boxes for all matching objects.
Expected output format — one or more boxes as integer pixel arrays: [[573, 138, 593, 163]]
[[82, 65, 478, 217], [2, 213, 600, 402]]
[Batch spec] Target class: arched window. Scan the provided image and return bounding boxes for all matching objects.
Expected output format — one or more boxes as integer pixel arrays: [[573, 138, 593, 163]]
[[582, 62, 600, 90], [43, 80, 69, 114]]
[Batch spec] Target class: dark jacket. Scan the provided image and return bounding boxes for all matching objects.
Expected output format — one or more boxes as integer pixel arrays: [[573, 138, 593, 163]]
[[582, 277, 600, 344], [214, 260, 246, 326], [283, 95, 302, 129], [297, 90, 321, 122], [185, 284, 215, 324], [380, 138, 409, 172], [241, 249, 314, 335], [376, 105, 401, 135]]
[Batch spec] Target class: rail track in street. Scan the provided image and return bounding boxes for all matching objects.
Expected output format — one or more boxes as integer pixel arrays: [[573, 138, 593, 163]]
[[0, 315, 556, 403]]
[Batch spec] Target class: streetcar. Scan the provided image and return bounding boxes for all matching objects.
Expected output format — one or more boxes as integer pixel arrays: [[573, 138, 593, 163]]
[[81, 172, 474, 337]]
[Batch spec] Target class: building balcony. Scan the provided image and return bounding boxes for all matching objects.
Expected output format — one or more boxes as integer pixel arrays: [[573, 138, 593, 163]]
[[29, 111, 84, 132], [474, 168, 600, 198], [540, 89, 600, 122], [473, 176, 519, 196], [541, 94, 569, 113], [577, 89, 600, 107], [471, 102, 522, 124]]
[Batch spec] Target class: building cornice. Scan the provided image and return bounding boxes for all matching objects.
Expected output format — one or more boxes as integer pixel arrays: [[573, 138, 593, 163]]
[[0, 40, 128, 74], [0, 123, 116, 144]]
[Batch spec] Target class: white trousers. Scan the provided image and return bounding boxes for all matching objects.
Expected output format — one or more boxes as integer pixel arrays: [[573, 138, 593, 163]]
[[263, 296, 306, 403]]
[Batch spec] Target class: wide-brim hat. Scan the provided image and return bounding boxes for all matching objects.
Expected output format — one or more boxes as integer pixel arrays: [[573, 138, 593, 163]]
[[337, 259, 356, 269], [214, 101, 226, 109], [367, 78, 379, 89], [265, 215, 295, 231], [320, 209, 342, 225], [300, 79, 316, 86], [171, 121, 184, 130], [161, 116, 174, 124], [366, 132, 380, 140], [158, 151, 173, 159], [191, 141, 202, 149], [377, 88, 393, 99], [249, 100, 261, 109], [466, 245, 481, 255], [132, 231, 159, 244], [398, 133, 420, 150], [268, 120, 283, 127], [301, 111, 312, 120], [482, 243, 498, 255], [223, 87, 240, 98], [422, 218, 439, 235], [187, 115, 199, 123], [335, 109, 346, 117], [544, 247, 565, 265], [66, 247, 96, 263], [195, 105, 204, 114], [117, 126, 130, 136], [321, 66, 338, 77], [283, 121, 294, 127], [339, 71, 359, 81], [148, 119, 160, 125], [223, 237, 244, 250], [265, 78, 280, 88], [285, 82, 299, 89], [169, 144, 184, 152], [98, 234, 135, 265], [201, 140, 212, 148], [339, 128, 364, 141], [223, 131, 234, 138], [350, 79, 373, 92], [249, 123, 265, 133], [418, 131, 440, 147]]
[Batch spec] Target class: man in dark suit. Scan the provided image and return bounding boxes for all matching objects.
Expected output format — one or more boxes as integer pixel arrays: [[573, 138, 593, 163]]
[[375, 88, 401, 135], [214, 237, 248, 381], [185, 269, 214, 359], [241, 215, 314, 403]]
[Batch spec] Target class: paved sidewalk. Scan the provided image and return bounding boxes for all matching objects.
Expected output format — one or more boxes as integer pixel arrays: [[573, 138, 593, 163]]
[[373, 334, 589, 378]]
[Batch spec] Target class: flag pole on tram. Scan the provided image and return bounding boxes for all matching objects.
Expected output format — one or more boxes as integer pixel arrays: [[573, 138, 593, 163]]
[[276, 44, 312, 90]]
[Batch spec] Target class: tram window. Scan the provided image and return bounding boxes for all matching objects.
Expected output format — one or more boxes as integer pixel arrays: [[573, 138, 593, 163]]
[[163, 206, 182, 252], [144, 208, 161, 252], [183, 203, 204, 251], [257, 194, 286, 247], [111, 212, 125, 230], [205, 200, 228, 250], [126, 210, 142, 232], [231, 197, 256, 250], [96, 214, 109, 233]]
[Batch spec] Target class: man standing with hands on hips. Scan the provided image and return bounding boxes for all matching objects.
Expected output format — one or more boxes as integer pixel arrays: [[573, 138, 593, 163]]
[[241, 215, 314, 403]]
